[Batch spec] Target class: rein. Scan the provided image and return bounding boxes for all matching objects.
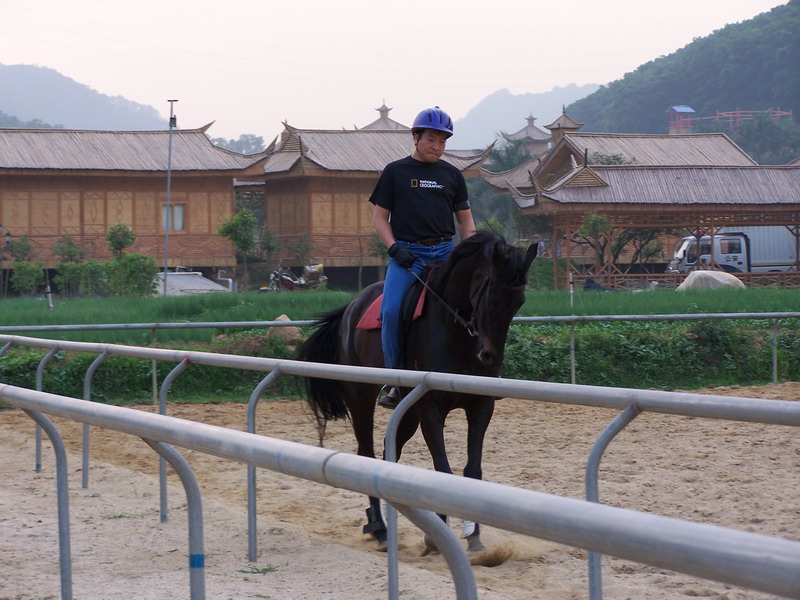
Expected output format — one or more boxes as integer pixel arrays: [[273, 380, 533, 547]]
[[411, 269, 479, 337]]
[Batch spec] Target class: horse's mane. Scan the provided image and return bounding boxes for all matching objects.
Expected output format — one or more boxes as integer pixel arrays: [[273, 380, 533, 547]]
[[431, 230, 526, 291]]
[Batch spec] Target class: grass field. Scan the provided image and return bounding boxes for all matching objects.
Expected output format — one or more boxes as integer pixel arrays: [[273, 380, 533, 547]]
[[1, 287, 798, 401]]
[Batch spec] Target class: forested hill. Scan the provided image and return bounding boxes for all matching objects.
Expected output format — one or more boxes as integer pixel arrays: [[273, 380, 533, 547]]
[[0, 64, 166, 131], [567, 1, 800, 133]]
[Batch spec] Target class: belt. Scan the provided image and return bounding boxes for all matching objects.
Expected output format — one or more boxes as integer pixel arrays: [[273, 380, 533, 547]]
[[414, 236, 452, 246]]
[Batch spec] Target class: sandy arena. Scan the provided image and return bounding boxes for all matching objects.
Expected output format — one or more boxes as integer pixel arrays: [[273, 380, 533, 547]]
[[1, 382, 799, 599]]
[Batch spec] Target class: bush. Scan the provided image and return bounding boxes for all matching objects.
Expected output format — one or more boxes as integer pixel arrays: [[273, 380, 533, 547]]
[[502, 319, 800, 389]]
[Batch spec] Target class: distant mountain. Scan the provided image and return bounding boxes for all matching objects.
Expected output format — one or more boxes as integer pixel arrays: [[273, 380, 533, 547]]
[[0, 64, 167, 130], [453, 84, 600, 149], [566, 1, 800, 133]]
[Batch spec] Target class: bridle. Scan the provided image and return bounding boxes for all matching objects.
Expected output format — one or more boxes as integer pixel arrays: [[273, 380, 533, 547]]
[[411, 268, 525, 338]]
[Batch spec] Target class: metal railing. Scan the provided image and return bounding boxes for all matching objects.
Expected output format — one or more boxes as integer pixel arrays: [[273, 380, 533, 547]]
[[2, 333, 800, 599]]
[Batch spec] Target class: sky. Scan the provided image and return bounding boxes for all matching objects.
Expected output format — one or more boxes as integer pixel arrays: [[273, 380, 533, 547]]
[[0, 0, 788, 143]]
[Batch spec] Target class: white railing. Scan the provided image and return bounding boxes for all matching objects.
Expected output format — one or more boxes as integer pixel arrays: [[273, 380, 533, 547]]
[[1, 334, 800, 600]]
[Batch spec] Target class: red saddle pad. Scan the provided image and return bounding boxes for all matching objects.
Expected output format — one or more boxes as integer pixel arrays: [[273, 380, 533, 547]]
[[356, 286, 428, 330]]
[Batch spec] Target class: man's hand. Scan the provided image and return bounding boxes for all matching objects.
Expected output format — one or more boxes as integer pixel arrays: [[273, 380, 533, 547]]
[[388, 243, 417, 269]]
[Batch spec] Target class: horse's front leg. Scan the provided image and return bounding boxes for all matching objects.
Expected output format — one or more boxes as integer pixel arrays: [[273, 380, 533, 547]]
[[418, 406, 454, 552], [461, 398, 496, 553]]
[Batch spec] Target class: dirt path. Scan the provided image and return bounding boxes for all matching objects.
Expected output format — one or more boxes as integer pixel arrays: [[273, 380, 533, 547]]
[[2, 382, 799, 599]]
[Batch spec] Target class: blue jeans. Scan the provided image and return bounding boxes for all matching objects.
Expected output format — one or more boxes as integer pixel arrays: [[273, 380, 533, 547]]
[[381, 239, 454, 370]]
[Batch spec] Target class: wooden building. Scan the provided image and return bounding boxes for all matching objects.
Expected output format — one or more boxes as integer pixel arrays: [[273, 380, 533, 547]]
[[0, 125, 266, 271], [483, 120, 800, 287], [249, 112, 490, 287], [501, 115, 551, 157]]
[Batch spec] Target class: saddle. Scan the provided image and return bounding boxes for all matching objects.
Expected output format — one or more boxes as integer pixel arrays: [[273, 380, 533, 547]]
[[356, 269, 431, 331]]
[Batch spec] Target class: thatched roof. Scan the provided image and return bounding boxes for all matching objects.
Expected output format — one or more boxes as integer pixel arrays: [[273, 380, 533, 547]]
[[262, 125, 490, 175], [0, 126, 268, 173], [559, 132, 757, 166], [510, 164, 800, 210], [358, 103, 409, 131]]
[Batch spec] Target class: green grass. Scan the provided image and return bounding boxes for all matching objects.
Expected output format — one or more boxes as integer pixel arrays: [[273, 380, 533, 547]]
[[0, 290, 355, 344], [1, 287, 798, 401], [521, 287, 800, 316]]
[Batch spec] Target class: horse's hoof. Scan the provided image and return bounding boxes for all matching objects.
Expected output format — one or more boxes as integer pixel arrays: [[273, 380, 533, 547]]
[[422, 534, 439, 555], [466, 536, 486, 553]]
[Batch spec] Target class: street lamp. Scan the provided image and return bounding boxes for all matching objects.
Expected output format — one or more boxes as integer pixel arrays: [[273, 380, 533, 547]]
[[0, 225, 10, 298], [163, 99, 178, 296]]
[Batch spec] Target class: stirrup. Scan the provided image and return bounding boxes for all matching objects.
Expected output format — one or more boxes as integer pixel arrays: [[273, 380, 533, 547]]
[[377, 386, 400, 409]]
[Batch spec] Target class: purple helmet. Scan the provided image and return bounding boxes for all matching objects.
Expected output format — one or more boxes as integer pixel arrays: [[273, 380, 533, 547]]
[[412, 106, 454, 138]]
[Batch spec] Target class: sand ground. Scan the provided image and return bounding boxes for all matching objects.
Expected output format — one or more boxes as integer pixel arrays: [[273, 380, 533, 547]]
[[2, 382, 799, 599]]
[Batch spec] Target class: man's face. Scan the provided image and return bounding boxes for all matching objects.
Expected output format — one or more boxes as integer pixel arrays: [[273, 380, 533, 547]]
[[412, 129, 449, 164]]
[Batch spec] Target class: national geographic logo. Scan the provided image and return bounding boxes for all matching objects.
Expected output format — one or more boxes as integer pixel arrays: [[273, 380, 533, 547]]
[[410, 179, 444, 190]]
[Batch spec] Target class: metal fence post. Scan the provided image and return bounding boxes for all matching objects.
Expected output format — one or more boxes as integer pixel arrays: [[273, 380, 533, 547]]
[[246, 368, 282, 562], [586, 402, 642, 600], [81, 350, 109, 489], [23, 408, 74, 600], [158, 357, 192, 522], [35, 348, 59, 473], [143, 439, 206, 600]]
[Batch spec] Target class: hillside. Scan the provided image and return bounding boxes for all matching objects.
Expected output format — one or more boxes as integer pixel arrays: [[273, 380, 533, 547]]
[[453, 84, 599, 148], [0, 64, 166, 130], [567, 1, 799, 134]]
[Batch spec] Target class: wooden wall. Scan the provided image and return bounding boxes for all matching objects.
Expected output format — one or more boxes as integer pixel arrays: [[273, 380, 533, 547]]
[[265, 176, 383, 267], [0, 174, 236, 268]]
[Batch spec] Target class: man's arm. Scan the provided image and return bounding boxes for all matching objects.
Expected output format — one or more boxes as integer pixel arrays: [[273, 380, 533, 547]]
[[456, 208, 477, 240], [372, 205, 396, 248]]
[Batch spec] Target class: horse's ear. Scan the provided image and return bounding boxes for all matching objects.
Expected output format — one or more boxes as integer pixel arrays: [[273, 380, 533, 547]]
[[523, 242, 538, 271]]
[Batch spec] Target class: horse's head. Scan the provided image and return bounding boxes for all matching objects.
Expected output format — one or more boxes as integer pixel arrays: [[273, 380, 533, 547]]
[[443, 232, 538, 370]]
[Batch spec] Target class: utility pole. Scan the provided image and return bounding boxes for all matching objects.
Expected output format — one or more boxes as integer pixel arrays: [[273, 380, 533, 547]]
[[163, 99, 178, 296]]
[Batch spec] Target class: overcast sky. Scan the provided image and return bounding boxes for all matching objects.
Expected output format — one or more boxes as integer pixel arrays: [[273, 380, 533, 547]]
[[0, 0, 787, 143]]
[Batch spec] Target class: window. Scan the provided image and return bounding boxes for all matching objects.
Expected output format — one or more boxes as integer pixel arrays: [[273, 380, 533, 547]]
[[720, 238, 742, 254], [162, 203, 185, 231]]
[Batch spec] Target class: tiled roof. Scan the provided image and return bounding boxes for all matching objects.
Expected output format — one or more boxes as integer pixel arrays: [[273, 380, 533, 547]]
[[0, 127, 267, 172]]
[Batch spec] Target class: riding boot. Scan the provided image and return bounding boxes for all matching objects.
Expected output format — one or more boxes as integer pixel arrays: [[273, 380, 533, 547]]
[[377, 386, 401, 409]]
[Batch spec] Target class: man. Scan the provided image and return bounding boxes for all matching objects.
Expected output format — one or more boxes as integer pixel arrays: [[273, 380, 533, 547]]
[[369, 106, 476, 408]]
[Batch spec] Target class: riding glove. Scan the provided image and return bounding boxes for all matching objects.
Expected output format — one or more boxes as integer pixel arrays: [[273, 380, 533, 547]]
[[388, 243, 417, 269]]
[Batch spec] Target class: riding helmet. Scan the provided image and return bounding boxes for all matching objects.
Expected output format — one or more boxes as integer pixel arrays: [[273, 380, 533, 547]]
[[412, 106, 454, 138]]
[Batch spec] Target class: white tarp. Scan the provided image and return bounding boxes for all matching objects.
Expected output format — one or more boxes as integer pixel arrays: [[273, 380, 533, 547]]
[[677, 270, 745, 291]]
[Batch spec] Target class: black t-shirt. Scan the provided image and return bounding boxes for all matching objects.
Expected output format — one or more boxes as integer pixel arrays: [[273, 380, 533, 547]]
[[368, 155, 470, 242]]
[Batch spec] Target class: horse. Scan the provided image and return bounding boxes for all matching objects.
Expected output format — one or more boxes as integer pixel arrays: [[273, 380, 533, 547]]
[[296, 230, 538, 552]]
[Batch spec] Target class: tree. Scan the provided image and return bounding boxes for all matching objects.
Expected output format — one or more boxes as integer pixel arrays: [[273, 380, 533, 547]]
[[471, 138, 536, 242], [218, 209, 258, 277], [6, 236, 35, 262], [53, 235, 86, 263], [105, 254, 157, 297], [694, 113, 800, 164], [575, 212, 615, 271], [287, 234, 314, 267], [10, 261, 44, 296], [106, 224, 136, 258], [209, 134, 265, 154]]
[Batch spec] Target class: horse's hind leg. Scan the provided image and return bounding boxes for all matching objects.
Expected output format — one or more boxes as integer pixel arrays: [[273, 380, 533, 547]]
[[345, 382, 391, 547]]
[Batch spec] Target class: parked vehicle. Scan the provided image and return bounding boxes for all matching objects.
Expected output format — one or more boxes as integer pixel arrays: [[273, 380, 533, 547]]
[[666, 226, 798, 273], [262, 263, 328, 291]]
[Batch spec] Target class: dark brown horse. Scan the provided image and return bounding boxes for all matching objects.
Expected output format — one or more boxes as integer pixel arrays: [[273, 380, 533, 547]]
[[297, 231, 537, 551]]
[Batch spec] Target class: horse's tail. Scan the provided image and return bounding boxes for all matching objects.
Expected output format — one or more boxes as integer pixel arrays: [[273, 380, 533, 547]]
[[296, 305, 351, 422]]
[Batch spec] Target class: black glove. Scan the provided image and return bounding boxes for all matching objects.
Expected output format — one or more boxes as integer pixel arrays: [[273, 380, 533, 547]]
[[388, 243, 417, 269]]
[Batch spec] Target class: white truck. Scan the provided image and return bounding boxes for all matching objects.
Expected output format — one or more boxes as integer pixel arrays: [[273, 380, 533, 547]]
[[666, 226, 798, 273]]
